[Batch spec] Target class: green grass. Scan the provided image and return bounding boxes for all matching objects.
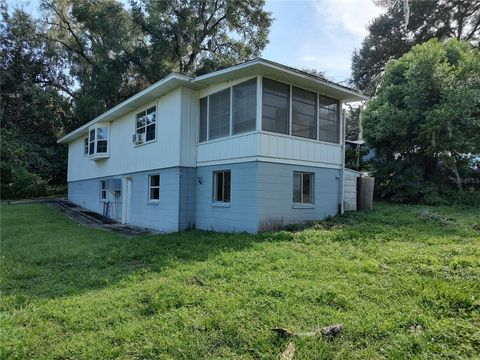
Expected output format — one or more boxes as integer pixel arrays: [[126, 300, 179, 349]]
[[1, 203, 479, 359]]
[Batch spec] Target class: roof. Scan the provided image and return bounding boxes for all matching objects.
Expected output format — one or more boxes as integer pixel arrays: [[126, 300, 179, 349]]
[[58, 58, 368, 144]]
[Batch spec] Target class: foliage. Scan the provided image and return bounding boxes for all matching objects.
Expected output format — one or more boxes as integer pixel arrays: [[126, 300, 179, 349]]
[[42, 0, 272, 126], [0, 6, 72, 199], [362, 39, 480, 203], [1, 203, 479, 358], [352, 0, 480, 94]]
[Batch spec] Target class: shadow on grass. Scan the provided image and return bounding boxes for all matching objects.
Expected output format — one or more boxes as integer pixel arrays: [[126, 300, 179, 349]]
[[0, 203, 294, 300]]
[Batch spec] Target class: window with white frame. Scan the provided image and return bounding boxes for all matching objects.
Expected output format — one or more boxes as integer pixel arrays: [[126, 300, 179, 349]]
[[233, 79, 257, 135], [88, 126, 109, 155], [292, 86, 317, 139], [262, 78, 290, 135], [199, 97, 208, 142], [89, 129, 95, 155], [209, 88, 231, 140], [100, 180, 107, 201], [318, 95, 339, 143], [83, 137, 88, 155], [199, 78, 258, 143], [213, 170, 231, 203], [136, 106, 156, 143], [148, 174, 160, 201], [293, 172, 314, 204]]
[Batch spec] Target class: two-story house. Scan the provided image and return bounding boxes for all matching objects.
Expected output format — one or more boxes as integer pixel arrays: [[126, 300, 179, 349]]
[[58, 59, 368, 233]]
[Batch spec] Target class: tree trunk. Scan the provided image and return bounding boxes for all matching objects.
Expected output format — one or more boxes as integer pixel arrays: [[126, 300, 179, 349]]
[[449, 153, 463, 192]]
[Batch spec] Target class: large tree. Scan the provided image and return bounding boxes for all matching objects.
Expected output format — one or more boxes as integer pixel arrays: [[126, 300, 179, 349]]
[[352, 0, 480, 94], [362, 39, 480, 203], [42, 0, 272, 126], [1, 5, 72, 198]]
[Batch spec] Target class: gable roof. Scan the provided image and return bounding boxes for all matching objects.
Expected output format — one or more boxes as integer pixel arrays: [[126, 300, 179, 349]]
[[58, 58, 368, 144]]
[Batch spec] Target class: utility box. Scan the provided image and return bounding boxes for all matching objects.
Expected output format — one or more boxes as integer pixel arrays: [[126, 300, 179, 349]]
[[357, 177, 375, 210], [105, 178, 122, 192]]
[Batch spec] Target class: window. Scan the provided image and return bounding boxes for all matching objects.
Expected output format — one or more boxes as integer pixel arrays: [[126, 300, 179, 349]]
[[233, 79, 257, 134], [199, 97, 208, 142], [213, 170, 231, 203], [292, 87, 317, 139], [136, 106, 156, 143], [100, 180, 107, 201], [89, 129, 95, 155], [88, 126, 109, 155], [293, 172, 314, 204], [318, 95, 339, 143], [209, 88, 231, 140], [96, 127, 108, 153], [262, 78, 290, 135], [83, 137, 88, 155], [149, 174, 160, 201]]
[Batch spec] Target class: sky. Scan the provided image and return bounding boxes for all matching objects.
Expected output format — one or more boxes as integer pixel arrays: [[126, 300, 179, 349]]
[[7, 0, 385, 83]]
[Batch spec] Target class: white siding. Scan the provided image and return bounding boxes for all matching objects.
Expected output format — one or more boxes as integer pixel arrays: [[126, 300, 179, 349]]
[[67, 88, 183, 182]]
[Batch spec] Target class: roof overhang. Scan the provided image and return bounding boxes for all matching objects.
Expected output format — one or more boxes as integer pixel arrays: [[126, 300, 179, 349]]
[[58, 59, 368, 144], [195, 58, 369, 102]]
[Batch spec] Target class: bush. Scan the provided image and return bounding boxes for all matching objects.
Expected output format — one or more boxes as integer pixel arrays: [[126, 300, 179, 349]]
[[0, 168, 65, 200]]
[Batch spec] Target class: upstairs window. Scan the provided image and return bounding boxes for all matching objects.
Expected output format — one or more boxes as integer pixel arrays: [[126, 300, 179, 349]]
[[213, 170, 231, 203], [89, 129, 95, 155], [149, 174, 160, 201], [262, 78, 290, 135], [88, 125, 109, 156], [96, 127, 108, 153], [318, 95, 339, 143], [292, 87, 317, 139], [293, 172, 314, 204], [199, 78, 258, 143], [233, 79, 257, 135], [83, 137, 88, 155], [136, 106, 156, 144], [209, 88, 231, 140], [199, 97, 208, 142]]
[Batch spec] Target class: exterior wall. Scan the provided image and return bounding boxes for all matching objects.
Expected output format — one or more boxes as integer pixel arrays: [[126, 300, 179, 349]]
[[68, 167, 195, 232], [195, 161, 340, 233], [257, 162, 341, 231], [178, 167, 197, 230], [67, 88, 184, 182], [195, 162, 259, 233], [68, 177, 122, 220]]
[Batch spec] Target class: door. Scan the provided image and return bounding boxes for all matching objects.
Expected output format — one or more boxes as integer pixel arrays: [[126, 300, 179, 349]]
[[121, 177, 132, 224]]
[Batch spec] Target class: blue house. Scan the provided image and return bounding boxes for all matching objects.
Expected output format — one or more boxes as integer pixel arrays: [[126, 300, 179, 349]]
[[58, 59, 367, 233]]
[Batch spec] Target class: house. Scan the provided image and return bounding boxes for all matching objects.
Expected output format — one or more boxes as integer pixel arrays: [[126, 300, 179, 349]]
[[58, 58, 368, 233]]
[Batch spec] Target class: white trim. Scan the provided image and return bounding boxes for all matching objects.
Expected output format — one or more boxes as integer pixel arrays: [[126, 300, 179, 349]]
[[148, 173, 160, 202], [197, 156, 343, 169], [256, 76, 262, 131]]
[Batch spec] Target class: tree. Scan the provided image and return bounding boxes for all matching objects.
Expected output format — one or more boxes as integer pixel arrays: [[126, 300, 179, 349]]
[[130, 0, 272, 78], [42, 0, 146, 128], [352, 0, 480, 94], [362, 39, 480, 203], [1, 5, 72, 198], [42, 0, 272, 126]]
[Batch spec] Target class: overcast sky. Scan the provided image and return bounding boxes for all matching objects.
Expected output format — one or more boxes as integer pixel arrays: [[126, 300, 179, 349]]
[[7, 0, 384, 82]]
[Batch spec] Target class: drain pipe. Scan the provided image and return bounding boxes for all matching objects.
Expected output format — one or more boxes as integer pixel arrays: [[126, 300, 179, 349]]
[[340, 105, 346, 215]]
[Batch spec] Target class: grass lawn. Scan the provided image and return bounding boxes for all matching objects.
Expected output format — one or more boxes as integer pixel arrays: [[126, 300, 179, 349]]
[[1, 203, 479, 359]]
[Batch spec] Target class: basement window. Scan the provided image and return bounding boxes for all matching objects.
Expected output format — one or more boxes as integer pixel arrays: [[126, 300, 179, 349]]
[[149, 174, 160, 202], [213, 170, 231, 203], [293, 172, 314, 204]]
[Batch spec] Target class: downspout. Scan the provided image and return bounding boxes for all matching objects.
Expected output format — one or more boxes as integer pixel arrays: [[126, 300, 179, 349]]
[[340, 105, 346, 215]]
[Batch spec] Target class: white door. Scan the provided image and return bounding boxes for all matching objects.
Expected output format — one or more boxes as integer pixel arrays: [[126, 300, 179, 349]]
[[121, 177, 132, 224]]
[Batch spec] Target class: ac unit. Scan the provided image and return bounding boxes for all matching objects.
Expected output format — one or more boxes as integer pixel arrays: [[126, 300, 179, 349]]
[[133, 133, 144, 145]]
